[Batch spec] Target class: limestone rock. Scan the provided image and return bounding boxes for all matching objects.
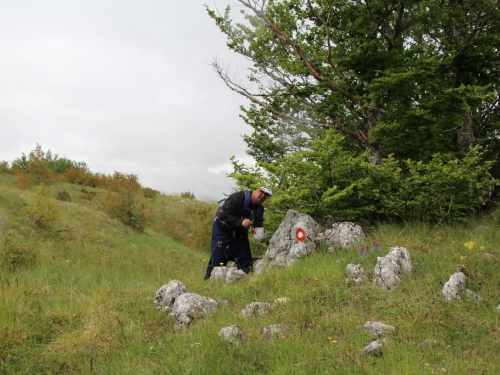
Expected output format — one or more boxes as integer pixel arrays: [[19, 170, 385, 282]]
[[317, 222, 366, 251], [346, 264, 364, 286], [171, 293, 226, 330], [260, 324, 290, 339], [256, 209, 320, 273], [373, 247, 412, 290], [241, 302, 274, 318], [154, 280, 187, 312], [442, 272, 467, 301], [363, 340, 384, 355], [364, 321, 395, 339], [219, 325, 245, 345], [211, 266, 248, 284]]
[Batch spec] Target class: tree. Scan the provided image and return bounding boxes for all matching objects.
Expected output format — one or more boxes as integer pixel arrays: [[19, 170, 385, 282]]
[[209, 0, 500, 222], [208, 0, 500, 166]]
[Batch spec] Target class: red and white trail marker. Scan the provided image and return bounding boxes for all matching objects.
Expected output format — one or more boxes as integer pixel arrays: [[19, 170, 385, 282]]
[[295, 228, 306, 242]]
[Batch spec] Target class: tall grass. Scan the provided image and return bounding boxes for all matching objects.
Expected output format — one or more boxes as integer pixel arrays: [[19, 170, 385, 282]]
[[0, 173, 499, 374]]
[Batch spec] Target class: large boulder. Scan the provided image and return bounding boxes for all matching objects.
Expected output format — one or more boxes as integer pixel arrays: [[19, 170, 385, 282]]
[[373, 247, 412, 290], [255, 209, 320, 273], [317, 222, 366, 251]]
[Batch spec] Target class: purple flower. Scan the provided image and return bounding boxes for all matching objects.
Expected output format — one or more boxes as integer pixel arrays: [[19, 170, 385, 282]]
[[358, 248, 364, 255], [373, 241, 380, 249]]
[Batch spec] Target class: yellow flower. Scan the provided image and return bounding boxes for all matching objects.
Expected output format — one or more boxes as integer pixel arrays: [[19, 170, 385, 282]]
[[202, 259, 207, 262], [219, 262, 224, 266], [331, 339, 338, 344], [480, 246, 485, 251], [460, 256, 465, 260], [464, 241, 475, 250]]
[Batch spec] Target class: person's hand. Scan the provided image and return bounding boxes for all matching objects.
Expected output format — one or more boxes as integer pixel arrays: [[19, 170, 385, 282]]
[[242, 218, 253, 228]]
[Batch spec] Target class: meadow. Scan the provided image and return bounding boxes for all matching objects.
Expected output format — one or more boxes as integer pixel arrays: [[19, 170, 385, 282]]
[[1, 172, 499, 374]]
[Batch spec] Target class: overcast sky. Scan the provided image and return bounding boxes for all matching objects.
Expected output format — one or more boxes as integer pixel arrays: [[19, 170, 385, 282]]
[[0, 0, 255, 202]]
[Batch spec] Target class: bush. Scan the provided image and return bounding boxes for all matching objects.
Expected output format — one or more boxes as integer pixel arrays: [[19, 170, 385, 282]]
[[1, 229, 38, 270], [56, 190, 72, 202], [143, 187, 159, 199], [24, 185, 59, 228], [102, 172, 152, 232], [180, 190, 195, 199]]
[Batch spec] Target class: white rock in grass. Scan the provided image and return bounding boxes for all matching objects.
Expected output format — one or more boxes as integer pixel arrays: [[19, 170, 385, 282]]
[[363, 340, 384, 355], [363, 321, 395, 338], [154, 280, 187, 311], [465, 289, 483, 302], [211, 266, 248, 284], [260, 324, 290, 339], [171, 293, 226, 330], [373, 247, 412, 290], [219, 325, 245, 345], [241, 302, 274, 318], [442, 272, 467, 301]]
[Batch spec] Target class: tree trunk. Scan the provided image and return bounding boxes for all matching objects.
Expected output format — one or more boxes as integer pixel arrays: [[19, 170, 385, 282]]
[[457, 112, 475, 155]]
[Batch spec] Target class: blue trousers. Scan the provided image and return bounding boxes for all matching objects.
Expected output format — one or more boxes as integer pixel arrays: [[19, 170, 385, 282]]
[[204, 222, 253, 280]]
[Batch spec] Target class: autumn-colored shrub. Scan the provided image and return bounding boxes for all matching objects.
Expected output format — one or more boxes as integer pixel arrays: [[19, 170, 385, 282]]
[[102, 172, 152, 232]]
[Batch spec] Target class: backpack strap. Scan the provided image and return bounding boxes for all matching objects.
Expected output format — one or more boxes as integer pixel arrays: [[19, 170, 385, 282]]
[[242, 191, 251, 212]]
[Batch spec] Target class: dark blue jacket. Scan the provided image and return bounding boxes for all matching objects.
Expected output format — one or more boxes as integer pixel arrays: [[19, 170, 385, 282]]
[[214, 191, 265, 237]]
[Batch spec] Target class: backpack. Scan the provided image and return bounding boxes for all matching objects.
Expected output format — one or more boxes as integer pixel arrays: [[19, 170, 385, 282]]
[[217, 190, 251, 213]]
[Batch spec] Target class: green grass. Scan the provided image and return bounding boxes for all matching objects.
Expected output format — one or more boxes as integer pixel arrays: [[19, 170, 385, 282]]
[[1, 173, 499, 374]]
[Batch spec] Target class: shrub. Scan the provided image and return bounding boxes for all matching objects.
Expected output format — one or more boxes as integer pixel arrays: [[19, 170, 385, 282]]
[[143, 187, 159, 199], [180, 190, 195, 199], [56, 190, 72, 202], [0, 161, 13, 174], [1, 229, 38, 270], [24, 184, 59, 228], [102, 172, 152, 232]]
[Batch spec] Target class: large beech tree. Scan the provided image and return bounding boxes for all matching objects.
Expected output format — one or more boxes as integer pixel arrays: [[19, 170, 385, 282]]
[[208, 0, 500, 166]]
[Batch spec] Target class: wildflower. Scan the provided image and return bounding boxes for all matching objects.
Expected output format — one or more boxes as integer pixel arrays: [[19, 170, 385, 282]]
[[480, 246, 486, 251], [464, 241, 475, 250], [373, 241, 380, 249], [460, 256, 465, 260], [219, 262, 224, 266], [314, 276, 319, 282], [202, 259, 207, 263], [358, 248, 364, 255], [331, 339, 338, 344]]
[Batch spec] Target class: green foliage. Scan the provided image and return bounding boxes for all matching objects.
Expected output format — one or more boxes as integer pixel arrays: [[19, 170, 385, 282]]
[[23, 184, 60, 228], [210, 0, 500, 223], [180, 189, 196, 199], [1, 229, 38, 270], [230, 129, 497, 224], [102, 172, 152, 232], [56, 190, 72, 202], [0, 161, 12, 174], [142, 187, 159, 199]]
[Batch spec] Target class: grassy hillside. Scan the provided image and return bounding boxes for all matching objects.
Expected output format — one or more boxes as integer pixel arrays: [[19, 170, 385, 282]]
[[1, 174, 499, 374]]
